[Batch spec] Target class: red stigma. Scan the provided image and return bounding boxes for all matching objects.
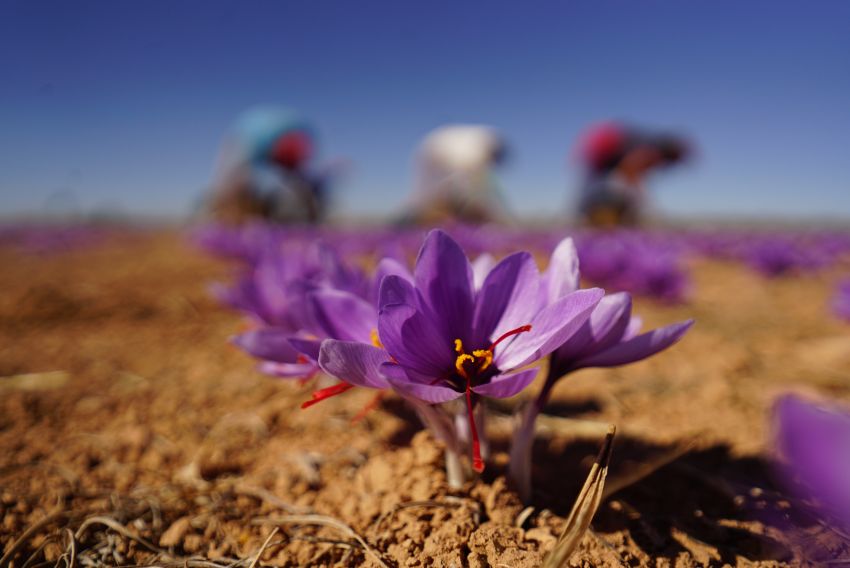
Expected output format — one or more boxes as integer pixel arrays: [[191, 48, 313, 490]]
[[301, 382, 355, 409], [488, 324, 532, 353], [465, 377, 484, 473]]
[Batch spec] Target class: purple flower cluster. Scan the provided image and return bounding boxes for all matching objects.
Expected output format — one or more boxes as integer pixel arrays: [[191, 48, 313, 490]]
[[745, 237, 826, 278], [575, 231, 691, 303], [209, 225, 693, 488], [197, 223, 702, 303], [214, 239, 407, 381], [678, 229, 850, 278]]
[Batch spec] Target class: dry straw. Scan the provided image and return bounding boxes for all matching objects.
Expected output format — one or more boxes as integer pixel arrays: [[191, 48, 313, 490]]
[[543, 425, 616, 567]]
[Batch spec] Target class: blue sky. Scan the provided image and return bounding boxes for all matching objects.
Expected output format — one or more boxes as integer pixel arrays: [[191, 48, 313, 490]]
[[1, 1, 849, 220]]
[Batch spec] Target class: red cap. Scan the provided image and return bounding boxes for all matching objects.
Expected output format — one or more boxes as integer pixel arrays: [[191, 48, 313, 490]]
[[270, 131, 312, 169], [578, 122, 626, 171]]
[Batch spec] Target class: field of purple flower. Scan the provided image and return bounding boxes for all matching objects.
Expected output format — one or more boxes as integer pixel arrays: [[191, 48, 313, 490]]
[[2, 223, 850, 566]]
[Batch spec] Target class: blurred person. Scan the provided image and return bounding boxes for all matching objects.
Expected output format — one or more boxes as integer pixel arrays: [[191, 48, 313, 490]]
[[401, 124, 511, 225], [205, 107, 332, 224], [574, 121, 689, 227]]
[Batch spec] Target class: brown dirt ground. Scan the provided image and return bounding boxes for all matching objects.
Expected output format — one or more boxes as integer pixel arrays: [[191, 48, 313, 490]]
[[2, 231, 849, 567]]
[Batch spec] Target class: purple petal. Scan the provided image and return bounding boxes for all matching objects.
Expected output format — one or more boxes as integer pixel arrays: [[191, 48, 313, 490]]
[[378, 303, 452, 375], [623, 316, 643, 341], [279, 279, 321, 332], [473, 368, 539, 398], [232, 327, 300, 363], [471, 253, 496, 290], [414, 230, 474, 342], [318, 340, 391, 389], [259, 360, 318, 379], [379, 274, 417, 309], [579, 319, 694, 368], [215, 278, 271, 324], [552, 293, 632, 364], [319, 244, 369, 297], [381, 362, 462, 404], [472, 252, 540, 346], [373, 257, 414, 303], [288, 336, 322, 360], [496, 288, 605, 370], [375, 257, 414, 285], [545, 237, 580, 302], [254, 257, 290, 318], [588, 292, 634, 350], [309, 289, 376, 342]]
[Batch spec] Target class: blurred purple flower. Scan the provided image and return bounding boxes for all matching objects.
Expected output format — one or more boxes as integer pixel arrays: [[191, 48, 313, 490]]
[[230, 252, 411, 381], [212, 245, 323, 328], [745, 237, 827, 278], [774, 394, 850, 534], [576, 231, 691, 303]]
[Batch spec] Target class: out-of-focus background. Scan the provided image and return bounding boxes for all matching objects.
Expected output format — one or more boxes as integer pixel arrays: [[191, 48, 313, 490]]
[[2, 1, 848, 224]]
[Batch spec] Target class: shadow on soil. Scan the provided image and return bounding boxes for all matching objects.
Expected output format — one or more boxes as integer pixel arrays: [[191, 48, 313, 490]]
[[524, 433, 819, 564]]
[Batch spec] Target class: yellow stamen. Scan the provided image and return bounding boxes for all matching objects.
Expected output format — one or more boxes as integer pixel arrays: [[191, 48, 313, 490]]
[[370, 329, 383, 349], [450, 325, 531, 475], [455, 353, 475, 379], [472, 349, 493, 372], [453, 339, 494, 380]]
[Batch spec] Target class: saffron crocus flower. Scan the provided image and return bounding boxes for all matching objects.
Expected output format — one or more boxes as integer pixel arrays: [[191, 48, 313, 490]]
[[233, 256, 412, 384], [291, 257, 414, 404], [774, 394, 850, 535], [319, 230, 604, 476], [509, 239, 693, 501], [232, 327, 320, 379], [212, 245, 324, 328], [218, 246, 326, 379]]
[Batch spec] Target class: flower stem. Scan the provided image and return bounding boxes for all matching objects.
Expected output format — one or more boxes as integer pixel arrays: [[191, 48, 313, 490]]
[[508, 369, 559, 503], [445, 448, 465, 489], [410, 399, 469, 487]]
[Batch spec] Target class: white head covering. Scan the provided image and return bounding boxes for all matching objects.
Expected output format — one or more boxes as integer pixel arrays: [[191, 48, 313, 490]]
[[414, 124, 506, 214], [419, 124, 503, 173]]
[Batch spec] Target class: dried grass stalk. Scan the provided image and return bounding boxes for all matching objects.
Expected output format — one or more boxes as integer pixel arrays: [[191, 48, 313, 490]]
[[254, 514, 389, 568], [543, 425, 616, 568]]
